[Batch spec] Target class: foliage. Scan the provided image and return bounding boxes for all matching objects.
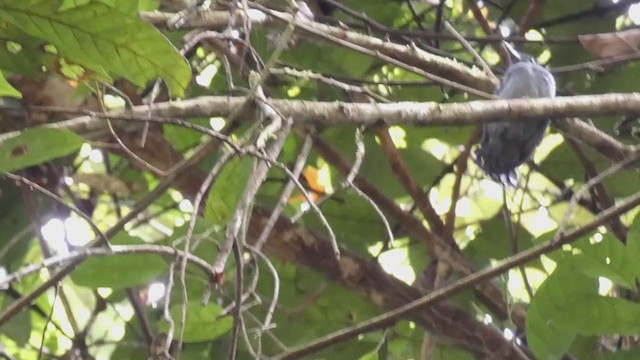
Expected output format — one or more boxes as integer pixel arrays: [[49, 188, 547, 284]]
[[0, 0, 640, 359]]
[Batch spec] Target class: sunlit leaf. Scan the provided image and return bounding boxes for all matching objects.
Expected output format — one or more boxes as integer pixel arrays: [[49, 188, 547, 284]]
[[0, 0, 191, 96]]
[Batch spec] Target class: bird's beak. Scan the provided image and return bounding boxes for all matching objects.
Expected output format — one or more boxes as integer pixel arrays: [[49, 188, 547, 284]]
[[502, 42, 522, 63]]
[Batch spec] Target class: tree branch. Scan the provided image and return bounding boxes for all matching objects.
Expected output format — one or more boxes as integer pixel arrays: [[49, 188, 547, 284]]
[[4, 93, 640, 131], [2, 93, 638, 167], [140, 8, 496, 93]]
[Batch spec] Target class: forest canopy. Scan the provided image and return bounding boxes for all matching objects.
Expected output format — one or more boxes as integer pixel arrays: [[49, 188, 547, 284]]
[[2, 0, 640, 359]]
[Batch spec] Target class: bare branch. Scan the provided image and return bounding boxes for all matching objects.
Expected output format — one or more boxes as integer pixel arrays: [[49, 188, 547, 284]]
[[0, 93, 637, 132], [140, 8, 496, 93]]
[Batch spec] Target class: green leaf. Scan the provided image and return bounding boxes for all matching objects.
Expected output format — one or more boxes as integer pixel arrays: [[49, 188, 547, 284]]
[[251, 262, 381, 357], [0, 0, 191, 97], [179, 342, 216, 360], [110, 344, 147, 359], [0, 293, 31, 345], [71, 232, 168, 288], [547, 217, 640, 290], [0, 180, 32, 269], [301, 188, 388, 255], [204, 156, 253, 225], [0, 70, 21, 98], [159, 301, 233, 342], [466, 216, 539, 268], [566, 234, 640, 289], [162, 117, 208, 152], [321, 127, 445, 199], [0, 30, 53, 75], [566, 296, 640, 336], [526, 265, 598, 360], [527, 254, 640, 360], [60, 0, 159, 13], [0, 127, 84, 173]]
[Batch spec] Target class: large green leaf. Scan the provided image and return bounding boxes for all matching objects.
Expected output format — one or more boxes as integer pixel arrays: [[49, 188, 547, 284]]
[[466, 215, 540, 269], [0, 29, 53, 75], [70, 232, 168, 288], [0, 127, 84, 173], [566, 234, 640, 289], [0, 19, 108, 82], [562, 296, 640, 335], [544, 216, 640, 289], [431, 347, 475, 360], [527, 265, 598, 360], [0, 0, 190, 97], [527, 245, 640, 360]]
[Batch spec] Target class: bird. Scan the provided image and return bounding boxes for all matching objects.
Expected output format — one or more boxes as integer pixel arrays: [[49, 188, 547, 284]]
[[475, 45, 556, 186]]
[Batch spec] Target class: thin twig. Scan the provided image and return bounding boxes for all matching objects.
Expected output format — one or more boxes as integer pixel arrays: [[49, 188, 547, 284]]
[[175, 150, 234, 356], [163, 263, 176, 359], [566, 138, 628, 242], [254, 134, 313, 251], [555, 149, 640, 240], [443, 21, 497, 82], [443, 128, 480, 237]]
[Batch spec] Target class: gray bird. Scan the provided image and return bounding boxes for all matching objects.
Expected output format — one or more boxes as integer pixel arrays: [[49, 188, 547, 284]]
[[475, 46, 556, 185]]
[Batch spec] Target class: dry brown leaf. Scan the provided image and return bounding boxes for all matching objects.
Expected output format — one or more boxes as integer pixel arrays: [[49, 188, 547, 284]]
[[579, 29, 640, 59]]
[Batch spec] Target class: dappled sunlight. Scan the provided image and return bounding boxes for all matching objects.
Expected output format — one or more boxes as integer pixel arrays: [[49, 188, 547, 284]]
[[3, 0, 640, 359], [377, 246, 416, 285], [534, 133, 564, 163], [147, 282, 166, 309], [65, 216, 93, 247], [387, 126, 407, 149], [195, 63, 218, 88], [41, 218, 69, 255], [629, 4, 640, 24], [421, 138, 459, 162], [508, 267, 548, 303]]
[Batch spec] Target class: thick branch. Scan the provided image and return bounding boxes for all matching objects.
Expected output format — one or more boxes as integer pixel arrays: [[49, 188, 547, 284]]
[[3, 93, 640, 132], [2, 94, 639, 164]]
